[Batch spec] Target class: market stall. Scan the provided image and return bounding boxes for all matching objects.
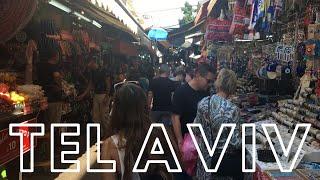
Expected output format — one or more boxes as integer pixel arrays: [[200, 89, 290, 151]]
[[195, 0, 320, 179], [0, 0, 156, 178]]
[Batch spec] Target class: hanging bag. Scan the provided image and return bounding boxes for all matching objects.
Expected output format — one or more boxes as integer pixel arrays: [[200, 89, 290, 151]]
[[181, 95, 212, 176]]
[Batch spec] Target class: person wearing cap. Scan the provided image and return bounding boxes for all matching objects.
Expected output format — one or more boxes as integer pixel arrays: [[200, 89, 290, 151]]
[[148, 64, 176, 125]]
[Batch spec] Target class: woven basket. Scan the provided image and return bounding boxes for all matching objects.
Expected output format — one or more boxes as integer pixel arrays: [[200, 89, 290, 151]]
[[0, 0, 38, 43]]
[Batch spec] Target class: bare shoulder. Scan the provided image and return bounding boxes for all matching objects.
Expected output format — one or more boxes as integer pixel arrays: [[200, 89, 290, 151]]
[[101, 136, 118, 159]]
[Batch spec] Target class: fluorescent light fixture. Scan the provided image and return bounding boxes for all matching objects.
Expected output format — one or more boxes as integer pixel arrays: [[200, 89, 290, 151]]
[[74, 12, 91, 22], [49, 0, 71, 13], [235, 39, 253, 42], [92, 20, 102, 28]]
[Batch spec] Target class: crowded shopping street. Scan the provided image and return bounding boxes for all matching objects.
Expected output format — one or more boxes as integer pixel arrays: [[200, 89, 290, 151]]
[[1, 0, 320, 179]]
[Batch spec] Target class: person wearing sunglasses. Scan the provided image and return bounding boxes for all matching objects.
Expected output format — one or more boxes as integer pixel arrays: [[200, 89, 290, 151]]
[[171, 63, 215, 180]]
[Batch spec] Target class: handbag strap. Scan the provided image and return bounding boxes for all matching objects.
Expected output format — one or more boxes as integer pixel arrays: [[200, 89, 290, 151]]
[[207, 95, 213, 120]]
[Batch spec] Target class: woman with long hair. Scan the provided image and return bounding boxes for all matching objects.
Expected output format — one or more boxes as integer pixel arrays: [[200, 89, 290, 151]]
[[101, 83, 176, 180]]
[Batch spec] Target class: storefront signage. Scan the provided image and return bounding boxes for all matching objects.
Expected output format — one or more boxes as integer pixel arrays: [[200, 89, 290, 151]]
[[0, 118, 37, 166]]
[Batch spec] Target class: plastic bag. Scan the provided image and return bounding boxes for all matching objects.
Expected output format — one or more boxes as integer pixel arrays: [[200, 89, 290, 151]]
[[181, 133, 198, 176]]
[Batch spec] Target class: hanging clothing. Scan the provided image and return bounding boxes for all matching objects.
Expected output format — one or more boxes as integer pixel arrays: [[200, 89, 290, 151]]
[[252, 0, 270, 28]]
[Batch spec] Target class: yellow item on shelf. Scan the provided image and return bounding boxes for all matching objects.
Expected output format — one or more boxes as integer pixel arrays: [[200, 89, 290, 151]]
[[10, 91, 25, 103]]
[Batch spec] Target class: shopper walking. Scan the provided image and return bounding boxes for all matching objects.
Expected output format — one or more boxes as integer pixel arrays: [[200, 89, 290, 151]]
[[101, 83, 176, 180], [148, 64, 176, 125], [171, 63, 214, 179], [172, 63, 214, 150], [193, 68, 242, 180], [171, 66, 186, 87]]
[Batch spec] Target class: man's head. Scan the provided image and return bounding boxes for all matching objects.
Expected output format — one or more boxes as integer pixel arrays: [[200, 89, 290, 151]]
[[159, 64, 170, 77], [175, 67, 186, 82], [185, 67, 194, 83], [193, 63, 215, 91]]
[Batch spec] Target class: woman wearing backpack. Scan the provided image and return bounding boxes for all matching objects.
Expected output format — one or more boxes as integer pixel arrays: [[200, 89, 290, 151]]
[[193, 69, 243, 180]]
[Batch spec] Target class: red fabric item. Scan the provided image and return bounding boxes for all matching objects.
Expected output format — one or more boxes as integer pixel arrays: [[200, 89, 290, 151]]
[[205, 18, 232, 42], [230, 0, 247, 36]]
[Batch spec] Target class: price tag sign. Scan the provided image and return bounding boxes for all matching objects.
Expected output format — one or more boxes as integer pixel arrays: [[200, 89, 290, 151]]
[[0, 118, 37, 166]]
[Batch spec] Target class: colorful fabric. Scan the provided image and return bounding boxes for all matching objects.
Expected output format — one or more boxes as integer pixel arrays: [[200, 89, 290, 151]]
[[230, 0, 247, 36], [193, 95, 241, 180], [205, 18, 232, 41], [252, 0, 265, 28]]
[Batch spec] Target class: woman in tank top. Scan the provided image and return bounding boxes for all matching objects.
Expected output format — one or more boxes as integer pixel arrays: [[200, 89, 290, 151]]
[[101, 83, 178, 180]]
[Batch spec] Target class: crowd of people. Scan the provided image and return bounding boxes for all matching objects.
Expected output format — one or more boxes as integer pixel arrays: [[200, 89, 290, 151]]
[[37, 49, 242, 180], [100, 63, 242, 180]]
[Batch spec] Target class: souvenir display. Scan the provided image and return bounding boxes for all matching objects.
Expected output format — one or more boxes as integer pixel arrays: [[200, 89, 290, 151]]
[[1, 0, 320, 179], [237, 78, 258, 94]]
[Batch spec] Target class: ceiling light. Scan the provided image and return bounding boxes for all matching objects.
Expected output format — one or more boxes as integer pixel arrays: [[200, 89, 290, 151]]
[[49, 0, 71, 13], [235, 39, 253, 42], [74, 12, 91, 22], [92, 20, 102, 28]]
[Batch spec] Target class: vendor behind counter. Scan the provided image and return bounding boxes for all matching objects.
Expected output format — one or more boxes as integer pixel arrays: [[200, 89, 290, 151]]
[[37, 49, 63, 126]]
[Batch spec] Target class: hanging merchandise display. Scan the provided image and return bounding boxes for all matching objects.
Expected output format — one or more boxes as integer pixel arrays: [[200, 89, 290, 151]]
[[205, 17, 232, 42], [230, 0, 247, 38]]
